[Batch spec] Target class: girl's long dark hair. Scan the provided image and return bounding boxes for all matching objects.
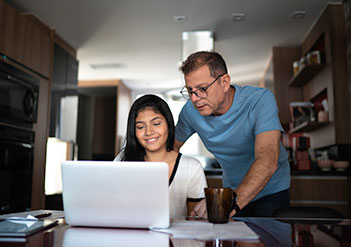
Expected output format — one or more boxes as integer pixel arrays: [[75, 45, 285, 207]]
[[121, 94, 175, 161]]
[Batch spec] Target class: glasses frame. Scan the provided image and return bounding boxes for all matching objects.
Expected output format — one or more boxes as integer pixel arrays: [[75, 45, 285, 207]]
[[180, 74, 225, 99]]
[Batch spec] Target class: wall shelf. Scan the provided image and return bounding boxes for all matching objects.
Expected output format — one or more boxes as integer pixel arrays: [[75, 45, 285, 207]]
[[289, 64, 325, 87], [289, 121, 329, 134]]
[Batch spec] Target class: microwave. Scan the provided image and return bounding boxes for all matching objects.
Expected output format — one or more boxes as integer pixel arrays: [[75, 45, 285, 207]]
[[0, 59, 39, 127]]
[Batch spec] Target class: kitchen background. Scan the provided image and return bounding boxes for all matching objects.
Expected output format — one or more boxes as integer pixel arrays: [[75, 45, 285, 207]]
[[0, 0, 351, 217]]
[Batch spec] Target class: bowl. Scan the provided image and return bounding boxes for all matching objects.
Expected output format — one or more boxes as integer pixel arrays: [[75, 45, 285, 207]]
[[332, 161, 349, 171], [317, 159, 333, 171]]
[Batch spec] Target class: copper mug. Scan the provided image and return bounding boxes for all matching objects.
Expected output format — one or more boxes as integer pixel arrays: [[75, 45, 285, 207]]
[[204, 188, 233, 223]]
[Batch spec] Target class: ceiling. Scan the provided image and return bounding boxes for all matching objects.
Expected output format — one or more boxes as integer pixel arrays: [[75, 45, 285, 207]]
[[10, 0, 340, 93]]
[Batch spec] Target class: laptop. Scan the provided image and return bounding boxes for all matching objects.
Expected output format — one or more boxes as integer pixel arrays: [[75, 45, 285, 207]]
[[61, 161, 169, 229]]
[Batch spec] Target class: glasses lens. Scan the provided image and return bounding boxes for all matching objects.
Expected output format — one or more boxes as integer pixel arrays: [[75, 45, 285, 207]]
[[196, 88, 207, 99], [180, 88, 190, 99], [180, 88, 207, 99]]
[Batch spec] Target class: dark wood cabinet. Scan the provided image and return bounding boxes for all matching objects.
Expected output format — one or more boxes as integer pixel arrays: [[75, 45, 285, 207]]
[[49, 41, 79, 138], [0, 0, 23, 62], [268, 3, 351, 218], [20, 14, 52, 79], [270, 3, 351, 149], [66, 52, 79, 92], [300, 4, 350, 148], [51, 37, 78, 94], [0, 1, 52, 78], [291, 176, 350, 218]]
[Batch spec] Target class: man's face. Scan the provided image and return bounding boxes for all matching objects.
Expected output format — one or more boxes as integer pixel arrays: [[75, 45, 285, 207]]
[[184, 65, 226, 116]]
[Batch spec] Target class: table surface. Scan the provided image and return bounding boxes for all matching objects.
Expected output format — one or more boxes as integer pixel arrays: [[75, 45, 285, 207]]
[[0, 210, 350, 247]]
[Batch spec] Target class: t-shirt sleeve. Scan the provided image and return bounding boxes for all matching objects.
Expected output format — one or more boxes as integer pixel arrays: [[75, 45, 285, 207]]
[[175, 102, 196, 142], [187, 159, 207, 201], [253, 90, 284, 136]]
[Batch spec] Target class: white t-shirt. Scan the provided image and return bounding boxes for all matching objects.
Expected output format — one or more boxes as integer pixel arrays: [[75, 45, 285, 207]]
[[169, 153, 207, 218]]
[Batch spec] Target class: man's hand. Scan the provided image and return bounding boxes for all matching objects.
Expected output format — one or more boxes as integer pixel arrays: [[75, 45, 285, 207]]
[[190, 199, 207, 218]]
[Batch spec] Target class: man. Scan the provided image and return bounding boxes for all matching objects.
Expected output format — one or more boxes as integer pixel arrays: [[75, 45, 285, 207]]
[[174, 51, 290, 217]]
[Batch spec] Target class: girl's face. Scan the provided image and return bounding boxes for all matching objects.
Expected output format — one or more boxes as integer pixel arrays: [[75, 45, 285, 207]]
[[135, 108, 169, 153]]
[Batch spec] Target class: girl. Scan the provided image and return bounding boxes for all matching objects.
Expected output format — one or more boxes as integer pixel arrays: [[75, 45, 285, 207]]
[[116, 94, 207, 218]]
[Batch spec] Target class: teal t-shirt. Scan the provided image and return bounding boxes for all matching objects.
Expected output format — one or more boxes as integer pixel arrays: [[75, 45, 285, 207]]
[[175, 85, 290, 201]]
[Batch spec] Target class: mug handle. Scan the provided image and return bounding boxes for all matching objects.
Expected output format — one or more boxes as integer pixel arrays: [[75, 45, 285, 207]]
[[231, 190, 241, 215], [230, 189, 235, 211]]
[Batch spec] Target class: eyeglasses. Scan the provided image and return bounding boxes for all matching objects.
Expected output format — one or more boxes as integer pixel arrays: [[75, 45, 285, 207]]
[[180, 74, 225, 99]]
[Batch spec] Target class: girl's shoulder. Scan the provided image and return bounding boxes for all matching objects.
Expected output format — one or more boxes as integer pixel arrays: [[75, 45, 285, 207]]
[[179, 154, 203, 168]]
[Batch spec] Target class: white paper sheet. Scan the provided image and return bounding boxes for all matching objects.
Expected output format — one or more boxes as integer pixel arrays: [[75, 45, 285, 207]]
[[151, 220, 259, 241]]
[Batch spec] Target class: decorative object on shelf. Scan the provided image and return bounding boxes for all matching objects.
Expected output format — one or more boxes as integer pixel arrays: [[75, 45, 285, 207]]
[[289, 101, 315, 128], [288, 62, 325, 87], [332, 161, 349, 171], [291, 51, 321, 78], [317, 159, 333, 171], [292, 136, 310, 150], [295, 151, 311, 170], [293, 61, 300, 76], [318, 99, 329, 122], [316, 151, 333, 171], [306, 50, 321, 65], [318, 110, 328, 122], [293, 136, 311, 170], [299, 56, 307, 71]]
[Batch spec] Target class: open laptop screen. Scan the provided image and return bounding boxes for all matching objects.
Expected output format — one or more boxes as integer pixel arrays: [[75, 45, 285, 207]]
[[61, 161, 169, 229]]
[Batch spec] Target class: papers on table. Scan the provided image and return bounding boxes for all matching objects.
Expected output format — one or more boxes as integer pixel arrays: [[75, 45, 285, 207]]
[[151, 220, 259, 241]]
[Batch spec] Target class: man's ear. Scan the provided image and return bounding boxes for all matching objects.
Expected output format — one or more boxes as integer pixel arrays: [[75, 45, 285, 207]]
[[221, 74, 231, 92]]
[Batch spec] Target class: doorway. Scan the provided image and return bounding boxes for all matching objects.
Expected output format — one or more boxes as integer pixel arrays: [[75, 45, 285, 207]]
[[77, 87, 117, 161]]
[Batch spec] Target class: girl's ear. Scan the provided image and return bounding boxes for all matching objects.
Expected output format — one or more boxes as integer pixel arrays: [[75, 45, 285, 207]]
[[221, 74, 231, 92]]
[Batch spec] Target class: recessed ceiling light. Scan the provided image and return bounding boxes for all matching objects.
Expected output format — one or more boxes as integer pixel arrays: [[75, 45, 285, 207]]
[[291, 11, 306, 19], [173, 16, 187, 23], [90, 63, 126, 70], [232, 13, 245, 22]]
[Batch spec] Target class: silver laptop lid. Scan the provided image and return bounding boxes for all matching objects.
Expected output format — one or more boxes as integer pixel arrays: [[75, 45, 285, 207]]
[[61, 161, 169, 229]]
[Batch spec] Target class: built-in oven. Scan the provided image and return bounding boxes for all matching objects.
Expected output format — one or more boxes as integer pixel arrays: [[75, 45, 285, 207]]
[[0, 59, 39, 127], [0, 125, 34, 214], [0, 59, 38, 214]]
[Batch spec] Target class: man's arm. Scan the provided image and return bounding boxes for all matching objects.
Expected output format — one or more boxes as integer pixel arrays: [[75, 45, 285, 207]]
[[174, 139, 184, 152], [229, 130, 281, 217]]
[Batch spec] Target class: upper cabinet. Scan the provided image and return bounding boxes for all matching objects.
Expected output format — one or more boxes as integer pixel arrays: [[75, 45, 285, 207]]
[[0, 0, 22, 62], [20, 14, 52, 79], [0, 1, 52, 78], [51, 37, 78, 94], [49, 35, 79, 139], [269, 3, 351, 149]]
